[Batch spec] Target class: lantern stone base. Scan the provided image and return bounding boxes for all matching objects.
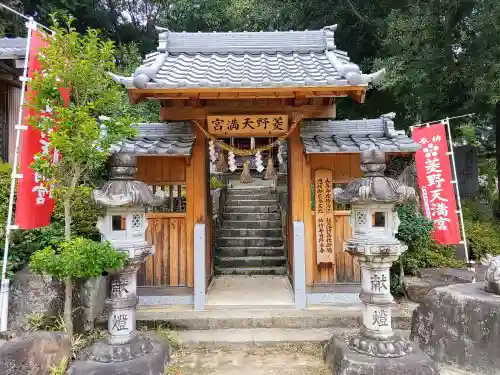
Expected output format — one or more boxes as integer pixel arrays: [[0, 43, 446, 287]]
[[324, 335, 440, 375], [67, 333, 169, 375]]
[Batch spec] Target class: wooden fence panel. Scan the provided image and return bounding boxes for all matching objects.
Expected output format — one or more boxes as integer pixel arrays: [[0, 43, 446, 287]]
[[138, 213, 187, 287], [313, 211, 361, 284]]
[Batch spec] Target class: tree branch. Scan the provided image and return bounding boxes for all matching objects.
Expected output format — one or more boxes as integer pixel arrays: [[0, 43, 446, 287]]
[[345, 0, 368, 24]]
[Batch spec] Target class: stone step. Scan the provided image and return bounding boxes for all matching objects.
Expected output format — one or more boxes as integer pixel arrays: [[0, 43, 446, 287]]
[[217, 237, 284, 247], [218, 228, 283, 238], [136, 305, 415, 331], [225, 205, 278, 214], [217, 246, 285, 257], [223, 212, 281, 221], [175, 328, 339, 349], [215, 255, 286, 268], [223, 199, 278, 207], [227, 193, 277, 201], [215, 266, 287, 276], [171, 326, 411, 349], [227, 188, 273, 195], [222, 220, 282, 229]]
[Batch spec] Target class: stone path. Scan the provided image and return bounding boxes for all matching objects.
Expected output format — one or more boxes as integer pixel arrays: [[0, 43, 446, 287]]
[[166, 344, 481, 375], [167, 344, 330, 375]]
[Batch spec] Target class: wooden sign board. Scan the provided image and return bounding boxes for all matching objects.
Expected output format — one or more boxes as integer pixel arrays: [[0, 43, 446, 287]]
[[207, 114, 288, 137], [315, 169, 335, 264]]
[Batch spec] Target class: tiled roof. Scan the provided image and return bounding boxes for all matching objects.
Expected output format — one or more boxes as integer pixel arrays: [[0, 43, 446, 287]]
[[109, 25, 385, 90], [110, 122, 195, 156], [300, 113, 421, 153], [0, 38, 26, 60]]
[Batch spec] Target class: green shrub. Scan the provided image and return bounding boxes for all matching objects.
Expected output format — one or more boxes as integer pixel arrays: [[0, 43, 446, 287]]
[[210, 175, 226, 189], [30, 237, 126, 280], [1, 224, 65, 277], [391, 203, 463, 296], [0, 162, 12, 238], [462, 198, 500, 261], [465, 218, 500, 261]]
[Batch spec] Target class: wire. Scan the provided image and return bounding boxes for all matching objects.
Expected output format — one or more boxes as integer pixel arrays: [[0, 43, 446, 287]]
[[0, 2, 53, 33], [412, 113, 475, 129]]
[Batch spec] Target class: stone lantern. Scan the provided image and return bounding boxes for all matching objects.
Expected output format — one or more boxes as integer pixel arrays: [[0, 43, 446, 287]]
[[324, 147, 440, 375], [68, 152, 168, 375]]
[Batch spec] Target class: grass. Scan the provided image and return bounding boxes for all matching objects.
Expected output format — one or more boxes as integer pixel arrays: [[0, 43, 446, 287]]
[[138, 321, 182, 350]]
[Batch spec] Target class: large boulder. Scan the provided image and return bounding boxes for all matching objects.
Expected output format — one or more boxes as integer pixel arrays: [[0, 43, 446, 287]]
[[411, 283, 500, 374], [0, 331, 71, 375], [8, 266, 64, 332]]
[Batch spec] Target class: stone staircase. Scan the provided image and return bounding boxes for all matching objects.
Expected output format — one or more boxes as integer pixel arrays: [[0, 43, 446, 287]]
[[215, 186, 286, 275]]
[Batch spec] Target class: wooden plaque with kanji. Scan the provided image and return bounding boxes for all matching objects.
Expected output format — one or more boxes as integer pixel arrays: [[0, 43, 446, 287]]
[[315, 169, 335, 264], [207, 114, 288, 137]]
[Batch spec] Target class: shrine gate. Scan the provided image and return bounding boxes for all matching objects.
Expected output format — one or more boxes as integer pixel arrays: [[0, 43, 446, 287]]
[[109, 26, 420, 309]]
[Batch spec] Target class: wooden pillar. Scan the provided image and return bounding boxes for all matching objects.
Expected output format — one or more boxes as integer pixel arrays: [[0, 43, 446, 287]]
[[288, 127, 314, 287], [186, 122, 208, 288]]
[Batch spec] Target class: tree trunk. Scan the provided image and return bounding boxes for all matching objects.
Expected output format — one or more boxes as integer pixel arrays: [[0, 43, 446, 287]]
[[64, 198, 71, 240], [64, 276, 73, 337], [61, 166, 81, 336], [495, 103, 500, 219]]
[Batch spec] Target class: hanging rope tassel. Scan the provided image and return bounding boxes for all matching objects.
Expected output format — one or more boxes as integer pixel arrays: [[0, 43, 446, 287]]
[[240, 160, 253, 183], [216, 152, 229, 173], [264, 157, 276, 180]]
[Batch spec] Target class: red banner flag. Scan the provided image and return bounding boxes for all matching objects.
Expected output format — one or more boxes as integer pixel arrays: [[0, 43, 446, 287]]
[[412, 124, 461, 245], [15, 29, 69, 229]]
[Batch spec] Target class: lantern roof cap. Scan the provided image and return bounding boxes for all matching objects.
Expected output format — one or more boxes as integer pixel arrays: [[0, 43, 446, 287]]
[[92, 152, 162, 207], [333, 147, 416, 204]]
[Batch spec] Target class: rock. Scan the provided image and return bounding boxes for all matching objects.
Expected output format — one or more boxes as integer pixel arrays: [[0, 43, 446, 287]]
[[0, 331, 71, 375], [411, 283, 500, 374], [8, 266, 64, 332], [324, 335, 440, 375], [418, 267, 476, 285], [80, 276, 108, 332], [402, 276, 432, 303]]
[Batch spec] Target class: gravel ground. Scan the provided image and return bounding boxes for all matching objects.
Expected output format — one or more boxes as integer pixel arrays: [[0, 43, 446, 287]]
[[167, 344, 330, 375], [166, 344, 481, 375]]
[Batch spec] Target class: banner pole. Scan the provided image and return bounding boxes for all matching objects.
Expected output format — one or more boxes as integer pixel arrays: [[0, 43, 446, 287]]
[[444, 117, 473, 280], [0, 18, 36, 333]]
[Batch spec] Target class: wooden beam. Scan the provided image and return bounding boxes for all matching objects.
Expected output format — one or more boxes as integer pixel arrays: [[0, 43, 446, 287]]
[[189, 96, 201, 108], [129, 86, 367, 104], [293, 93, 307, 107], [160, 103, 336, 121], [199, 92, 220, 99]]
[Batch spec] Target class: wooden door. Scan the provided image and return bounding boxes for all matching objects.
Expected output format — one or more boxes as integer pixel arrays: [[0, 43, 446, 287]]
[[137, 213, 188, 287]]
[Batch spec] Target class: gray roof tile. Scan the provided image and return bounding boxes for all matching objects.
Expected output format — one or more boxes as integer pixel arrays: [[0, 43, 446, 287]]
[[300, 113, 421, 154], [110, 122, 195, 156], [0, 38, 27, 60], [109, 25, 385, 90]]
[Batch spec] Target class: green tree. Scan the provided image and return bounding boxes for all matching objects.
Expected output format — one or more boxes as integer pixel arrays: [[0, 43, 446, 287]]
[[376, 0, 500, 212], [27, 16, 135, 335], [115, 43, 160, 122], [0, 0, 25, 37]]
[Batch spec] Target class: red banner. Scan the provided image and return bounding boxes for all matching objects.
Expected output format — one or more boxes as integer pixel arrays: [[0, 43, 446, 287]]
[[15, 29, 69, 229], [412, 124, 461, 245]]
